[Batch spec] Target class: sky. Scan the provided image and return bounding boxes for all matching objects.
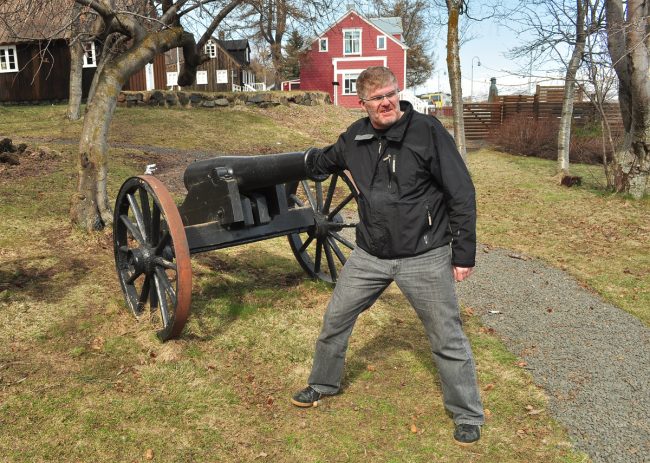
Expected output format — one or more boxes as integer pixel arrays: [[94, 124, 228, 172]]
[[412, 3, 569, 99]]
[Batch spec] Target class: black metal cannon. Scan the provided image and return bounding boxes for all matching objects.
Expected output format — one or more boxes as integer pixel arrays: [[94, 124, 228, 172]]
[[113, 151, 358, 340]]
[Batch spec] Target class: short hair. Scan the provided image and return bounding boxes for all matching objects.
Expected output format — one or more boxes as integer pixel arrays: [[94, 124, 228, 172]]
[[356, 66, 398, 99]]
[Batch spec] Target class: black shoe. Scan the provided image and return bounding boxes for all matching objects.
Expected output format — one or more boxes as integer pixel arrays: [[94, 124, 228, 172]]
[[453, 424, 481, 446], [291, 386, 327, 408]]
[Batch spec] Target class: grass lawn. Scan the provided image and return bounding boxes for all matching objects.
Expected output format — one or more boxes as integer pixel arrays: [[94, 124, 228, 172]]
[[2, 101, 643, 462]]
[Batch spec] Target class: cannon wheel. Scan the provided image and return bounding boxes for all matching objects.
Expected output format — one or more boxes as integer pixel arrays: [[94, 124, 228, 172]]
[[113, 175, 192, 341], [287, 172, 359, 283]]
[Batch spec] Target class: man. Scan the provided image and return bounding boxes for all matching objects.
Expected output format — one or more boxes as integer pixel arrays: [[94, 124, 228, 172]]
[[293, 66, 484, 446]]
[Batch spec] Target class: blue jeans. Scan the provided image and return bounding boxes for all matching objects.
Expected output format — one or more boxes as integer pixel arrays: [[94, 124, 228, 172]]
[[308, 245, 484, 425]]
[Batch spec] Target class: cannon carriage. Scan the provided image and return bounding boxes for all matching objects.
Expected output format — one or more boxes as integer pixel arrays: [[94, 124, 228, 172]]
[[113, 151, 358, 340]]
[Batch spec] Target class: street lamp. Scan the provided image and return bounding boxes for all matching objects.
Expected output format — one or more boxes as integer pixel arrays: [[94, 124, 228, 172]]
[[471, 56, 481, 102]]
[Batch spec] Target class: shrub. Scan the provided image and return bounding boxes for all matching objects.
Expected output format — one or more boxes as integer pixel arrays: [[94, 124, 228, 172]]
[[488, 117, 608, 165]]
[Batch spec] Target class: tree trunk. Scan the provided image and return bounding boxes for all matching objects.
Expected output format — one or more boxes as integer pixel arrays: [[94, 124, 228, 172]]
[[557, 0, 587, 179], [446, 1, 466, 160], [270, 41, 284, 88], [70, 70, 121, 230], [66, 40, 84, 121], [70, 28, 186, 230], [605, 0, 649, 197]]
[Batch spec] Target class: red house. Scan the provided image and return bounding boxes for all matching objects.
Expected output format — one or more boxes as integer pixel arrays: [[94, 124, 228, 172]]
[[299, 9, 408, 108]]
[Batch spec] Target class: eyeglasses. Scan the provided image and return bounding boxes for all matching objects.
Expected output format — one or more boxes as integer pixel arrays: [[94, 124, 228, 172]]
[[360, 89, 400, 103]]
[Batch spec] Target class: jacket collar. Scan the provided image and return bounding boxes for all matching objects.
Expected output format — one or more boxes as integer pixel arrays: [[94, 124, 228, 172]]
[[355, 101, 414, 142]]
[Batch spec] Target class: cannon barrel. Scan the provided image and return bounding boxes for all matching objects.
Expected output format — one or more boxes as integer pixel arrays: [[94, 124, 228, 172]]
[[183, 151, 308, 193]]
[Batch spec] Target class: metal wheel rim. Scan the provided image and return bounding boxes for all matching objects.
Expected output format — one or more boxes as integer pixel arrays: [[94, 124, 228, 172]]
[[113, 175, 192, 340]]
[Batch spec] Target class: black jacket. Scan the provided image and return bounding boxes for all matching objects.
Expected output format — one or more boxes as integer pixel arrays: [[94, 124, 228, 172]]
[[308, 101, 476, 267]]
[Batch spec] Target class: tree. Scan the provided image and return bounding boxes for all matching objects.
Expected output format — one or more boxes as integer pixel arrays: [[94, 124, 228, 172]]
[[579, 29, 617, 188], [605, 0, 649, 198], [507, 0, 604, 181], [445, 0, 467, 160], [69, 0, 244, 230], [237, 0, 336, 88], [280, 29, 305, 79], [374, 0, 434, 88]]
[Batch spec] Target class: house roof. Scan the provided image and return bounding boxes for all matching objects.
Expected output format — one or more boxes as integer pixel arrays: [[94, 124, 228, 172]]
[[0, 0, 74, 44], [368, 17, 403, 36], [0, 0, 156, 45], [216, 38, 249, 67], [306, 9, 408, 50], [164, 37, 249, 68], [218, 39, 249, 52]]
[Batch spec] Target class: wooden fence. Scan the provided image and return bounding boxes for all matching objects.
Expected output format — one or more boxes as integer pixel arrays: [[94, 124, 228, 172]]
[[461, 97, 623, 141]]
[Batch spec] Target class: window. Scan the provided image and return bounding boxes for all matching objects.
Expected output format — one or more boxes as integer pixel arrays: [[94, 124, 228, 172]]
[[0, 45, 18, 73], [204, 40, 217, 58], [376, 35, 386, 50], [83, 42, 96, 68], [319, 38, 328, 52], [343, 29, 361, 55], [166, 71, 178, 87], [343, 73, 358, 95]]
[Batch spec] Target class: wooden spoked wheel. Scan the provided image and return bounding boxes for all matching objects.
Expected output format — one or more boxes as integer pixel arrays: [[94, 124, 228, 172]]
[[287, 172, 359, 283], [113, 175, 192, 341]]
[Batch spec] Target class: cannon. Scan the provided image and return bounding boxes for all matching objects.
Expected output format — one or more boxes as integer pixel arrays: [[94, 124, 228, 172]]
[[113, 151, 358, 340]]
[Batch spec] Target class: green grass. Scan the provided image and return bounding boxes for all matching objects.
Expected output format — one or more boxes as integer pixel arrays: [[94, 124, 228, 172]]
[[0, 103, 623, 462]]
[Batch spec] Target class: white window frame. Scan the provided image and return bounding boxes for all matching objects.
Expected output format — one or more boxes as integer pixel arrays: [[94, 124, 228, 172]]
[[376, 35, 386, 50], [0, 45, 18, 73], [319, 38, 328, 52], [204, 40, 217, 59], [343, 29, 361, 56], [83, 42, 97, 68], [342, 73, 358, 95]]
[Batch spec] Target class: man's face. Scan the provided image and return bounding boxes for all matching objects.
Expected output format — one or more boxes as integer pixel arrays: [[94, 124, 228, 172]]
[[359, 83, 402, 130]]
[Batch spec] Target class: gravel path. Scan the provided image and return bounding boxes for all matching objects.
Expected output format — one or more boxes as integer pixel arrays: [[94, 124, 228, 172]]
[[456, 245, 650, 463]]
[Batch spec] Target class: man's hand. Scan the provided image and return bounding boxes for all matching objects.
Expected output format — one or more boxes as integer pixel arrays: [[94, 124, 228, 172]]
[[453, 266, 474, 282]]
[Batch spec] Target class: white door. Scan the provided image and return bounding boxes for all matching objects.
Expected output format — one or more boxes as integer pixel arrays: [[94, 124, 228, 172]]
[[145, 63, 155, 90]]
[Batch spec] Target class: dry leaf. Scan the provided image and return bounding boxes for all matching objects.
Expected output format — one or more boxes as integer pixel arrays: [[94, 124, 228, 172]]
[[464, 307, 475, 316], [410, 423, 418, 433], [527, 408, 544, 415], [367, 365, 376, 372], [525, 405, 534, 411], [484, 383, 495, 392], [484, 408, 492, 418], [516, 361, 528, 368], [144, 448, 154, 460], [90, 336, 104, 351]]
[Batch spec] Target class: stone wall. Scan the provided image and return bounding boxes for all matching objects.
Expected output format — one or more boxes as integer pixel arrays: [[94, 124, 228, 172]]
[[117, 90, 331, 109]]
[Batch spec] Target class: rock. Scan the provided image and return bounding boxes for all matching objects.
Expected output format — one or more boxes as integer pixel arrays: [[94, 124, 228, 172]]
[[165, 92, 178, 106], [0, 138, 14, 153], [201, 100, 216, 108], [0, 152, 19, 165], [214, 98, 230, 107], [247, 93, 271, 104], [177, 92, 189, 106]]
